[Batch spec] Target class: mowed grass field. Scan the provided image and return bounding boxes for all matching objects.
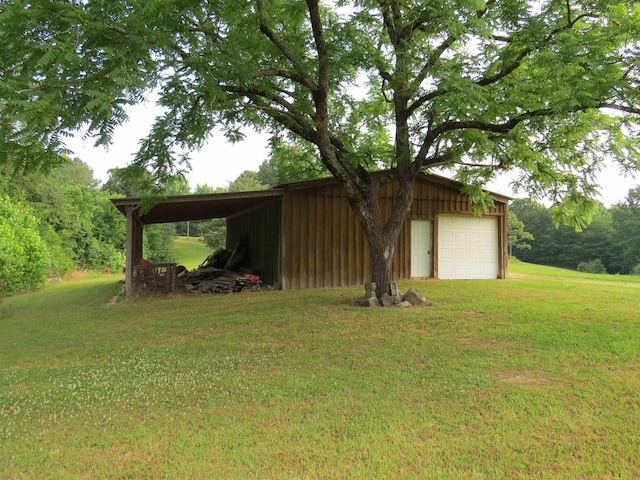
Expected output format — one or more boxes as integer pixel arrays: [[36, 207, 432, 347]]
[[168, 236, 212, 269], [1, 260, 639, 479]]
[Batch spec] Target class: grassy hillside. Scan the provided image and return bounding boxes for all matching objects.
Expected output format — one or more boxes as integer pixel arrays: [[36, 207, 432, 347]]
[[1, 264, 639, 478], [169, 235, 213, 269], [510, 257, 640, 283]]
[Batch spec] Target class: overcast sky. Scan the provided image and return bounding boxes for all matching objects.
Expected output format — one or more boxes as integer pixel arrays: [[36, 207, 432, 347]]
[[66, 100, 635, 206]]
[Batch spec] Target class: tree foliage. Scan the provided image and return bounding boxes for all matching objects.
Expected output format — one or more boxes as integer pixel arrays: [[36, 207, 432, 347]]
[[0, 158, 129, 296], [2, 158, 126, 275], [228, 170, 267, 192], [201, 218, 227, 251], [577, 258, 607, 274], [3, 1, 638, 193], [508, 211, 534, 256], [102, 167, 178, 263], [0, 195, 51, 296], [257, 137, 328, 188], [2, 0, 639, 296], [510, 187, 640, 274], [609, 186, 640, 273]]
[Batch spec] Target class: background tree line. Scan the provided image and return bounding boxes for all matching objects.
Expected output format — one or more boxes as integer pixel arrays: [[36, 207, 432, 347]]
[[509, 186, 640, 275], [0, 158, 188, 297], [1, 159, 126, 296]]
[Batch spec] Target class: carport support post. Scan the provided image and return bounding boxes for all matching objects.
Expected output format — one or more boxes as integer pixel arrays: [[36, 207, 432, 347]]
[[125, 205, 144, 296]]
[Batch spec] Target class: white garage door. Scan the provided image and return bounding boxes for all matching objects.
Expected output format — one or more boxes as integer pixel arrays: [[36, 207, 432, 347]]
[[438, 215, 499, 279]]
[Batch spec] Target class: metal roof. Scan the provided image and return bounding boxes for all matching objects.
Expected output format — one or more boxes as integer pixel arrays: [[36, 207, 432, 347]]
[[110, 171, 510, 225], [111, 189, 284, 224], [275, 171, 512, 202]]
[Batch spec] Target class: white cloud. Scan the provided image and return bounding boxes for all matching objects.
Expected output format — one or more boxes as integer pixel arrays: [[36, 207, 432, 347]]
[[66, 99, 269, 190]]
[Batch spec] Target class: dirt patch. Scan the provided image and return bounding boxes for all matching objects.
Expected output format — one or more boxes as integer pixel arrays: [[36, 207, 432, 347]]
[[496, 369, 552, 387], [65, 270, 89, 281], [456, 334, 531, 356], [606, 364, 640, 383]]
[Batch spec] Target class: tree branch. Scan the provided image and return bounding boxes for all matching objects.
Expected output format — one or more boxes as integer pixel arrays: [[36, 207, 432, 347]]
[[493, 35, 511, 42], [220, 84, 315, 137], [407, 12, 601, 117], [413, 97, 640, 171], [255, 0, 316, 90], [249, 68, 316, 87], [413, 108, 555, 169], [305, 0, 329, 92], [301, 0, 367, 196], [598, 103, 640, 115], [101, 20, 191, 62], [409, 0, 497, 95], [187, 24, 223, 42]]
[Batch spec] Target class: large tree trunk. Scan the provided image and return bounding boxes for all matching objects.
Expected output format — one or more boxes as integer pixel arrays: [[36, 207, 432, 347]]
[[368, 235, 395, 299], [301, 0, 416, 300], [347, 172, 415, 300]]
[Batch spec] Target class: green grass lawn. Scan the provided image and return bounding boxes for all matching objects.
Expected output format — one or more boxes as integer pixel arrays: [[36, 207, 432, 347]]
[[169, 236, 212, 269], [1, 262, 639, 479]]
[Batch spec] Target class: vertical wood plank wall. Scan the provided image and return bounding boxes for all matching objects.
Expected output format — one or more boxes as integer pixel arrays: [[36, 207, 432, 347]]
[[226, 200, 282, 286], [281, 177, 507, 290]]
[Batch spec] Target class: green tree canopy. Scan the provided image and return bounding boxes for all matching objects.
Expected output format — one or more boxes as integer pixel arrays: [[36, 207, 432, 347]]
[[257, 137, 328, 188], [510, 197, 623, 273], [228, 170, 266, 192], [508, 211, 534, 257], [194, 184, 227, 195], [2, 0, 639, 296], [1, 157, 126, 275]]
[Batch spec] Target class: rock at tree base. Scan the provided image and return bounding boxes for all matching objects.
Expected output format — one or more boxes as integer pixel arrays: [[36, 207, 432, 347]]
[[404, 288, 427, 306], [364, 282, 377, 299], [380, 293, 395, 307], [359, 296, 380, 307], [396, 301, 413, 308]]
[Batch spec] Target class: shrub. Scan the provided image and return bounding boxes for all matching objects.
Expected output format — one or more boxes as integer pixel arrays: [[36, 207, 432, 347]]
[[577, 258, 607, 274], [0, 196, 51, 296], [630, 264, 640, 276]]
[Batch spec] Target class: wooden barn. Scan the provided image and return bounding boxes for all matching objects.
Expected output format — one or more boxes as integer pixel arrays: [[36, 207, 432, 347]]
[[112, 172, 510, 295]]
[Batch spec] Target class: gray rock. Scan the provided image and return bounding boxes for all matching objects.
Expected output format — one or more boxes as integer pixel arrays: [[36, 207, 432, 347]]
[[404, 288, 427, 306], [396, 301, 413, 308], [392, 295, 404, 304], [380, 293, 394, 307], [360, 296, 380, 307], [364, 282, 377, 299]]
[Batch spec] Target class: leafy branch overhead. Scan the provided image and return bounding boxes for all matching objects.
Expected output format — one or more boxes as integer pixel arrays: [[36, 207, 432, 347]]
[[1, 2, 638, 191]]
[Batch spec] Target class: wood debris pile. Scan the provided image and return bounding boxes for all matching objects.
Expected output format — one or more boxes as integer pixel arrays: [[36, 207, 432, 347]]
[[178, 238, 274, 294], [179, 267, 274, 294]]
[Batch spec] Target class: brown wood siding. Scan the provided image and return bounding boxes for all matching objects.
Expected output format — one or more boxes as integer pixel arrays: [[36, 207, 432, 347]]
[[226, 200, 282, 286], [281, 176, 507, 289]]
